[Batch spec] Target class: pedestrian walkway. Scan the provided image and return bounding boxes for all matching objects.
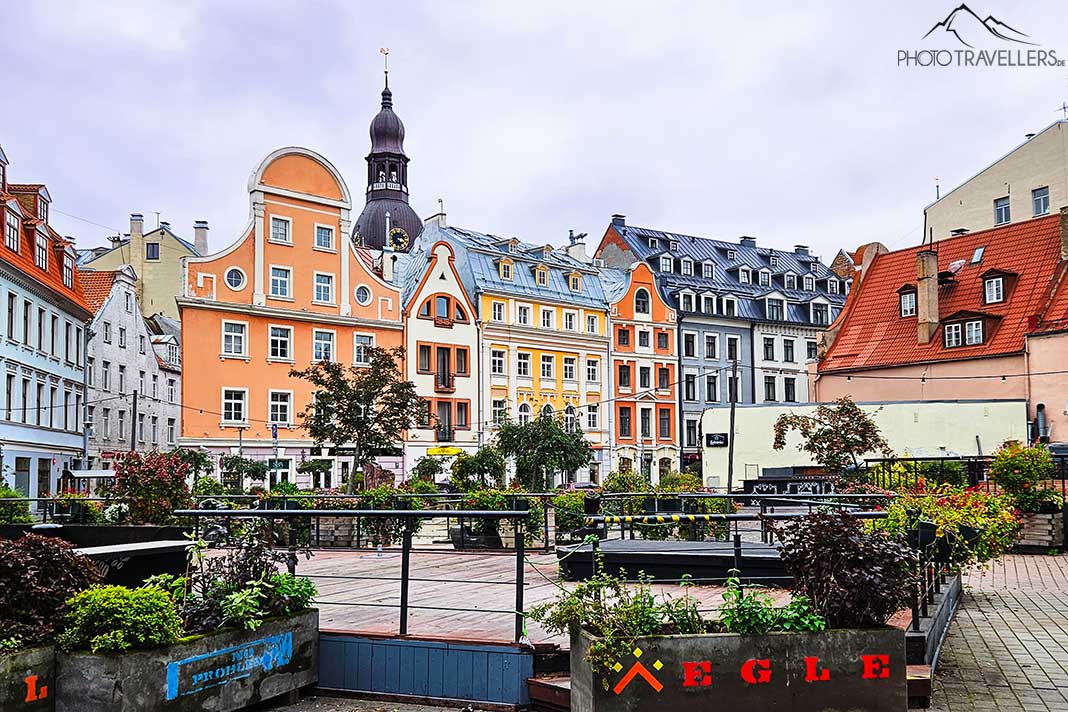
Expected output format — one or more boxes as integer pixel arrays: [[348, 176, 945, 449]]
[[931, 555, 1068, 711]]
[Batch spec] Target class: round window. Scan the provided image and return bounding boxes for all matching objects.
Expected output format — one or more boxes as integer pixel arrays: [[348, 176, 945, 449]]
[[355, 285, 372, 305], [225, 268, 246, 290]]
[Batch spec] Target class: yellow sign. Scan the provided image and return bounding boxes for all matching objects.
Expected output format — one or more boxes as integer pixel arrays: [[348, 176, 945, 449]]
[[426, 447, 463, 456]]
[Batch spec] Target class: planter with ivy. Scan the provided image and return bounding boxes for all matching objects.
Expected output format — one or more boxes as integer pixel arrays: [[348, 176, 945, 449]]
[[451, 488, 544, 549], [989, 441, 1065, 552], [53, 523, 319, 712], [533, 511, 915, 712]]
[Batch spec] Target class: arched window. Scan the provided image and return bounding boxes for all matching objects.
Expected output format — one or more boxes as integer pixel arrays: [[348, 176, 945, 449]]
[[518, 403, 531, 425], [455, 304, 467, 321], [435, 296, 450, 319], [541, 404, 555, 419], [564, 405, 577, 433], [635, 288, 650, 315]]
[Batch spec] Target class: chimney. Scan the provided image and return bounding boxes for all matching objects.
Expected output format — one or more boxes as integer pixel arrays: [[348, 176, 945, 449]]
[[739, 236, 757, 248], [423, 211, 447, 228], [611, 214, 626, 228], [794, 245, 810, 257], [193, 220, 209, 254], [916, 248, 940, 344], [129, 213, 144, 240], [381, 251, 395, 282], [1060, 206, 1068, 261], [566, 229, 589, 262], [160, 221, 170, 231]]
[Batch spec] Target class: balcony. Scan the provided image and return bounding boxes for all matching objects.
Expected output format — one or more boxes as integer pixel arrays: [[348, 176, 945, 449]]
[[434, 372, 455, 393], [436, 426, 455, 442]]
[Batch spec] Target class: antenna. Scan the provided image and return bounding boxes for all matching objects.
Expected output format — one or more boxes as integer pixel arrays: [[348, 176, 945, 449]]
[[1060, 101, 1068, 120], [934, 177, 940, 200]]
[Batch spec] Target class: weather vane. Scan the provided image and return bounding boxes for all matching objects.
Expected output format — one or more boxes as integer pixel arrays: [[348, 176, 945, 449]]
[[380, 47, 389, 77]]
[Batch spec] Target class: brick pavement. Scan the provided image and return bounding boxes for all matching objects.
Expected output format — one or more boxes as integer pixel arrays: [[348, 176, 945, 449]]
[[931, 555, 1068, 712]]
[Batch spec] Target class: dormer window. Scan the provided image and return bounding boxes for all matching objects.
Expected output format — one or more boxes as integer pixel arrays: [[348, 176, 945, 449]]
[[984, 276, 1004, 304], [828, 280, 840, 295], [722, 297, 737, 317], [648, 237, 659, 249], [660, 256, 673, 273], [508, 240, 518, 253], [785, 274, 796, 290], [682, 258, 693, 276], [568, 272, 582, 291], [63, 255, 74, 289], [670, 240, 679, 251], [766, 298, 784, 320], [726, 249, 737, 260], [34, 234, 48, 270], [535, 266, 549, 287], [703, 262, 714, 279], [38, 199, 48, 224], [681, 293, 694, 312], [702, 295, 716, 313], [769, 255, 779, 268], [809, 262, 818, 273], [965, 319, 983, 345], [944, 323, 961, 347], [758, 270, 771, 287], [811, 303, 829, 325], [739, 268, 751, 284], [900, 291, 916, 317], [803, 276, 815, 291], [499, 260, 513, 280]]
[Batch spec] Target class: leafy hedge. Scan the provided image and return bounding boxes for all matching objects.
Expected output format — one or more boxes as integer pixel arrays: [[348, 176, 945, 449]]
[[57, 585, 182, 653]]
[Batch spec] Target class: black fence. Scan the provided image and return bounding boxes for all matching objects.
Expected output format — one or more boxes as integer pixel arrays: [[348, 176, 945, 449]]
[[862, 454, 1068, 493]]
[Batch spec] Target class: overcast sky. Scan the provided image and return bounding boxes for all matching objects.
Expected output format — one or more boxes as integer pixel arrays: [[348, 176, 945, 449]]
[[5, 1, 1067, 263]]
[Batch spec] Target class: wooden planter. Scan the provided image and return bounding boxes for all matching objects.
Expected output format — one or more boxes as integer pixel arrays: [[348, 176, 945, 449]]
[[571, 626, 907, 712], [1, 646, 55, 712], [1016, 512, 1064, 551], [55, 610, 317, 712]]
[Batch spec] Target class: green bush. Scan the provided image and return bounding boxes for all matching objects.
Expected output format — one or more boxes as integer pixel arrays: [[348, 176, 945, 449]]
[[552, 491, 587, 539], [57, 585, 183, 653], [191, 476, 226, 498], [0, 484, 32, 524], [990, 441, 1058, 513], [718, 572, 825, 635]]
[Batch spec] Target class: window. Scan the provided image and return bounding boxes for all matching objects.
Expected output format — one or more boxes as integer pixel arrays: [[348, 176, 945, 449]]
[[783, 338, 795, 363], [586, 359, 599, 382], [640, 409, 651, 438], [269, 267, 291, 298], [3, 374, 11, 421], [586, 314, 598, 333], [726, 249, 736, 260], [500, 261, 513, 280], [828, 280, 840, 294], [703, 263, 714, 279], [564, 405, 577, 432], [657, 332, 668, 349], [491, 349, 505, 375], [456, 403, 470, 429], [118, 365, 126, 393], [354, 334, 373, 365], [785, 274, 797, 290], [151, 374, 158, 398], [722, 298, 736, 317], [540, 354, 554, 379], [21, 300, 29, 343], [900, 292, 917, 317], [222, 389, 247, 423], [138, 370, 145, 393], [766, 298, 784, 320], [657, 367, 669, 389], [684, 373, 696, 401], [807, 340, 818, 360], [222, 322, 246, 356], [63, 255, 74, 288], [638, 330, 650, 348], [36, 307, 44, 349], [684, 333, 696, 357], [705, 333, 718, 359], [151, 416, 158, 444], [812, 303, 829, 325], [994, 196, 1010, 225], [492, 399, 507, 425], [727, 336, 739, 361], [784, 377, 797, 403], [86, 356, 95, 387], [984, 277, 1004, 304], [137, 414, 145, 442], [313, 330, 334, 361], [681, 293, 694, 312], [619, 406, 632, 437], [944, 322, 962, 348], [518, 402, 531, 425], [682, 259, 693, 276], [635, 288, 650, 314], [139, 334, 146, 354], [34, 235, 47, 269], [269, 391, 292, 425], [101, 361, 111, 391], [639, 366, 650, 389], [764, 376, 777, 401], [739, 268, 751, 284], [168, 343, 179, 365], [167, 418, 176, 445], [685, 420, 698, 448], [587, 404, 599, 430], [517, 305, 530, 325], [659, 256, 672, 273], [803, 276, 815, 291], [5, 212, 19, 251], [117, 410, 126, 439], [810, 262, 819, 274], [670, 241, 679, 251], [648, 238, 659, 249], [270, 216, 291, 243], [145, 242, 160, 261], [705, 374, 718, 401], [536, 268, 548, 287], [102, 408, 111, 438], [965, 319, 984, 345], [269, 326, 292, 360], [564, 312, 577, 331], [314, 273, 334, 303], [618, 364, 631, 388], [418, 344, 431, 372], [1033, 186, 1050, 216], [492, 302, 505, 321], [759, 271, 770, 287], [971, 246, 985, 264], [541, 309, 553, 329], [315, 225, 335, 249], [118, 326, 127, 349], [658, 408, 670, 439], [763, 336, 775, 361], [517, 352, 531, 377], [354, 285, 372, 305], [167, 378, 176, 403], [569, 274, 581, 291], [617, 328, 630, 346], [456, 347, 469, 374], [563, 357, 576, 380]]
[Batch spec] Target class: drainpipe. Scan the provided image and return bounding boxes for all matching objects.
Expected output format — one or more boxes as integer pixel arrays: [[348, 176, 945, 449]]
[[82, 323, 94, 466], [748, 323, 757, 404]]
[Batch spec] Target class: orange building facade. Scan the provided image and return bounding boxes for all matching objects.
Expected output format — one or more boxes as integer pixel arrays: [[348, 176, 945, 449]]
[[604, 262, 678, 480], [178, 147, 403, 487]]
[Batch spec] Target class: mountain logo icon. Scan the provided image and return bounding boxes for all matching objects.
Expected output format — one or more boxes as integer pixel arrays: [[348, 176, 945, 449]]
[[923, 4, 1036, 48]]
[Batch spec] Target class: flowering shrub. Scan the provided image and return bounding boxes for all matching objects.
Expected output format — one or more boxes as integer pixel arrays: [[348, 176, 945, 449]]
[[52, 489, 105, 523], [459, 486, 545, 545], [989, 441, 1061, 513], [110, 451, 192, 524]]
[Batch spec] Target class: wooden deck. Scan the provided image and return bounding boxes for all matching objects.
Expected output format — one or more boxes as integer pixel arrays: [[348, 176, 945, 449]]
[[299, 547, 785, 647]]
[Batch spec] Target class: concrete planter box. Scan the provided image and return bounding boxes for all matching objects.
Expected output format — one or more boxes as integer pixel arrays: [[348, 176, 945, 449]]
[[1016, 512, 1064, 551], [56, 610, 318, 712], [1, 646, 55, 712], [571, 626, 907, 712]]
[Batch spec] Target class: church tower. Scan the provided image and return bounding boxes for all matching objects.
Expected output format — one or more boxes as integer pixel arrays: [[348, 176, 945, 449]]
[[352, 58, 421, 252]]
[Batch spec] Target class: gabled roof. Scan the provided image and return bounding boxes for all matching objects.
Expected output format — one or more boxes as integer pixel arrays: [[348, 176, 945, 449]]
[[80, 270, 118, 314], [82, 224, 200, 263], [821, 214, 1065, 372]]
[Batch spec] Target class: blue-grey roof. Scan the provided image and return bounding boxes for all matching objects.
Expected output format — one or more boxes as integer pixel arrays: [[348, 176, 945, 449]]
[[598, 268, 630, 304], [611, 223, 846, 326]]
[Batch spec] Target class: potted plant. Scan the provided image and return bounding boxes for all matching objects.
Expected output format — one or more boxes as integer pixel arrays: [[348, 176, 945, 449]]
[[53, 521, 318, 712], [534, 511, 914, 712], [989, 441, 1063, 551]]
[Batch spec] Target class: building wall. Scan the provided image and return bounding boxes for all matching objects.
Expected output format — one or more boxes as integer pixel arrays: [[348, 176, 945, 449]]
[[700, 399, 1029, 488], [925, 122, 1068, 242], [753, 323, 820, 406], [85, 271, 182, 468], [1026, 331, 1068, 444]]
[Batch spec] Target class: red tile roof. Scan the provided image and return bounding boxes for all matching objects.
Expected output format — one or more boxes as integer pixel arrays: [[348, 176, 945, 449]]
[[1033, 262, 1068, 334], [80, 270, 118, 314], [821, 214, 1065, 373]]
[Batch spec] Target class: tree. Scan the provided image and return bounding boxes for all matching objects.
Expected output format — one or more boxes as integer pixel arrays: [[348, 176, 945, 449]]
[[451, 447, 506, 490], [170, 447, 214, 490], [495, 413, 593, 491], [410, 455, 448, 483], [220, 454, 267, 491], [772, 397, 892, 478], [111, 451, 192, 524], [291, 346, 425, 494]]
